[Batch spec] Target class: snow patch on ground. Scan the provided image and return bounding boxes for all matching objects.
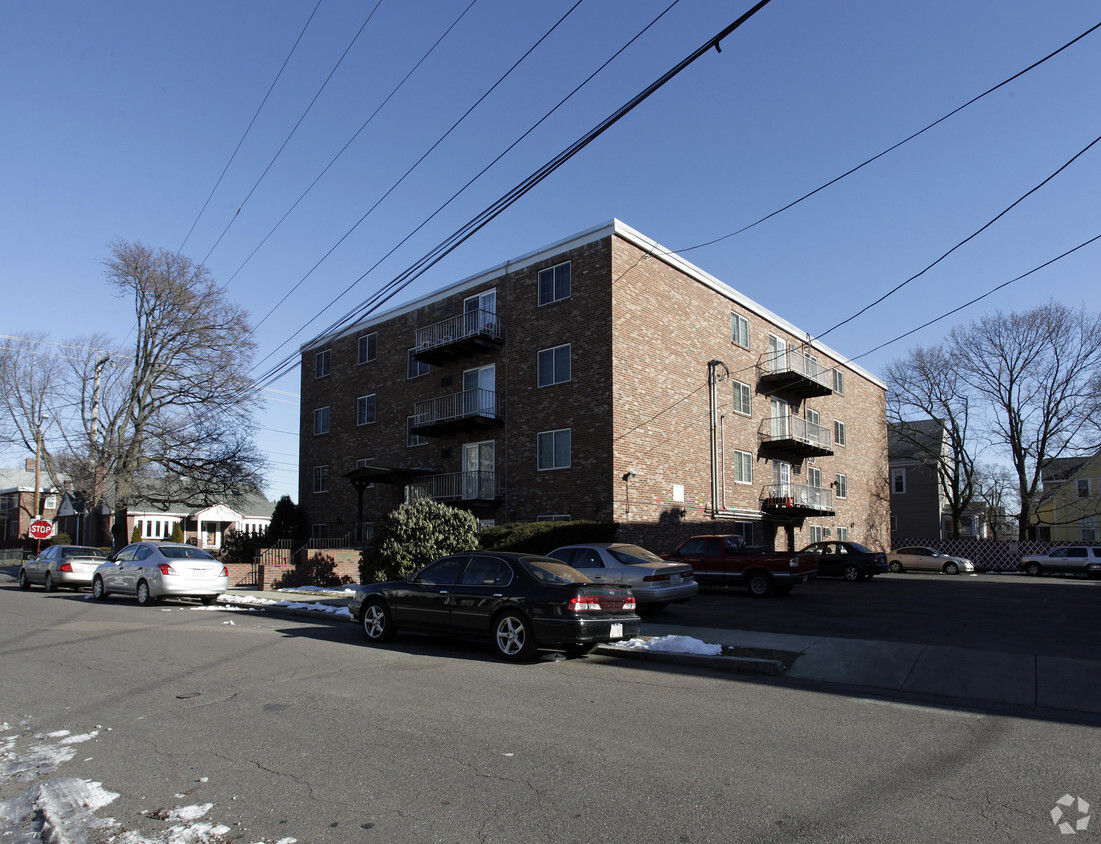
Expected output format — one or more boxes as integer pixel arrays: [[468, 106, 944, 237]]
[[615, 635, 723, 656]]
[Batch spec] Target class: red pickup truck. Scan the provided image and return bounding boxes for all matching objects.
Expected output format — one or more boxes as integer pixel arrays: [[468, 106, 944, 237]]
[[662, 535, 817, 597]]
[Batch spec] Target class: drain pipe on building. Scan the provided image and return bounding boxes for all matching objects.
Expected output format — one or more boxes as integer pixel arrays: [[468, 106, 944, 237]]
[[708, 360, 729, 519]]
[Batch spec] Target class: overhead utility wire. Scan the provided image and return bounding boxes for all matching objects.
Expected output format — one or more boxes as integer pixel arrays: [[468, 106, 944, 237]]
[[177, 0, 323, 256], [200, 0, 386, 267], [231, 0, 480, 300], [251, 0, 683, 352], [249, 0, 587, 339], [674, 18, 1101, 255], [254, 0, 774, 387]]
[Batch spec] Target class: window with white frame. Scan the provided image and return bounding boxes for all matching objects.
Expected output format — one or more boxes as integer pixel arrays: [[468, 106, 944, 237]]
[[537, 344, 571, 386], [1077, 479, 1090, 498], [835, 473, 848, 499], [407, 348, 430, 379], [537, 428, 571, 470], [807, 466, 822, 488], [732, 380, 751, 416], [892, 467, 906, 494], [730, 312, 749, 347], [733, 449, 752, 484], [313, 465, 329, 493], [358, 332, 376, 364], [832, 369, 845, 394], [406, 416, 428, 447], [837, 526, 849, 541], [538, 261, 571, 305], [43, 494, 58, 510], [834, 420, 847, 447], [314, 349, 331, 379], [313, 406, 330, 435], [810, 525, 824, 543], [357, 394, 376, 426]]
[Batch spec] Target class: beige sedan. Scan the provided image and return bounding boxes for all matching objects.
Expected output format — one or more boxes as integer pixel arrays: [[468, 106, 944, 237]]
[[888, 546, 974, 575], [19, 545, 110, 591]]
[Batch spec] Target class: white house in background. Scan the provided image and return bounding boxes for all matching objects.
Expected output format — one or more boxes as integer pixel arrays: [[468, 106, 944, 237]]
[[121, 489, 275, 552]]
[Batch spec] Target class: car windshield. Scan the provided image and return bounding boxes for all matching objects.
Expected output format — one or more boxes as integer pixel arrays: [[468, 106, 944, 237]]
[[159, 546, 217, 560], [608, 545, 664, 565], [520, 558, 592, 584], [65, 547, 108, 558]]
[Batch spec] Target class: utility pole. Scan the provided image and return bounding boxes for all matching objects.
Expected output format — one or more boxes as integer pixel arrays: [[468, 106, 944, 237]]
[[90, 353, 110, 546]]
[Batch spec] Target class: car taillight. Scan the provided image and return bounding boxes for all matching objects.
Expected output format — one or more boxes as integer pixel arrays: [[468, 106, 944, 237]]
[[158, 563, 177, 576], [642, 573, 670, 582], [623, 595, 636, 611], [568, 595, 603, 611], [219, 566, 228, 577], [59, 563, 73, 572]]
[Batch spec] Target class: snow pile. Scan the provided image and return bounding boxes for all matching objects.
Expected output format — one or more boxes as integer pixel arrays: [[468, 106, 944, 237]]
[[616, 635, 723, 656], [212, 594, 352, 619], [1, 776, 120, 842]]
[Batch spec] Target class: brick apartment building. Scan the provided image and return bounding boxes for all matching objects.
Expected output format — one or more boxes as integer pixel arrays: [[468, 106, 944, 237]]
[[298, 220, 890, 553]]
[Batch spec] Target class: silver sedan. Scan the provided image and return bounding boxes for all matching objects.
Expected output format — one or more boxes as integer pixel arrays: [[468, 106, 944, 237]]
[[546, 542, 698, 611], [19, 545, 110, 592], [92, 541, 229, 606], [888, 546, 974, 575]]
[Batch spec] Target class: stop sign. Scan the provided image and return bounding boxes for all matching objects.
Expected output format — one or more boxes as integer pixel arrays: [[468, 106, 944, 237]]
[[28, 520, 53, 540]]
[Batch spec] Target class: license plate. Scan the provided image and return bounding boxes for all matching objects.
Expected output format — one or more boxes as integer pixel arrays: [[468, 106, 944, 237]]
[[191, 569, 211, 577], [610, 623, 623, 638]]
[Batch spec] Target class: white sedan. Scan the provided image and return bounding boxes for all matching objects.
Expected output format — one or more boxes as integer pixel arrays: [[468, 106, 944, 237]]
[[545, 542, 698, 611], [92, 541, 229, 606]]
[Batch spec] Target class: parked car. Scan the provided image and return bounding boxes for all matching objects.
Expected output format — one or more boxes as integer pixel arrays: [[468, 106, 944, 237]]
[[545, 542, 697, 611], [349, 552, 640, 661], [799, 541, 888, 581], [1018, 546, 1101, 579], [888, 546, 974, 575], [91, 541, 229, 605], [661, 535, 817, 597], [19, 545, 110, 592]]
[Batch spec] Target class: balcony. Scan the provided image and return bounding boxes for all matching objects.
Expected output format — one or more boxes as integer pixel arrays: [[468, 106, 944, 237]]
[[759, 415, 833, 457], [414, 309, 503, 365], [757, 348, 833, 398], [760, 482, 834, 516], [411, 388, 503, 438], [405, 471, 504, 504]]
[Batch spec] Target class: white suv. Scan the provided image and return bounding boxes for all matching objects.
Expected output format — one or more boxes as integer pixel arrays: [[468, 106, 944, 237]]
[[1019, 546, 1101, 579]]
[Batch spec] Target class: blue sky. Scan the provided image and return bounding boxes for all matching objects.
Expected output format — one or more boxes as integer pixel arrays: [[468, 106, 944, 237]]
[[4, 0, 1099, 503]]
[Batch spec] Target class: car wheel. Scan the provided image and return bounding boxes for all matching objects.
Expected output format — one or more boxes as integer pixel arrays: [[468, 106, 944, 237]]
[[746, 572, 773, 597], [360, 599, 396, 643], [43, 573, 55, 593], [493, 610, 536, 661], [18, 570, 31, 590], [888, 560, 904, 573], [564, 643, 599, 657], [199, 595, 218, 606], [944, 562, 960, 575], [92, 576, 109, 601], [842, 564, 861, 582], [1024, 562, 1042, 577], [136, 580, 156, 606]]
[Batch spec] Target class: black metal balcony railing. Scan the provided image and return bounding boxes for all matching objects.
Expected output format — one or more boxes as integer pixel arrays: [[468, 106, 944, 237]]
[[414, 308, 504, 365], [411, 388, 504, 438], [759, 415, 834, 457], [757, 348, 833, 398], [405, 471, 504, 503], [760, 482, 835, 514]]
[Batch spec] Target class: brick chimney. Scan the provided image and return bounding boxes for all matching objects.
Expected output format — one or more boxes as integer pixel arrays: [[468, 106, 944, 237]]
[[25, 458, 34, 472]]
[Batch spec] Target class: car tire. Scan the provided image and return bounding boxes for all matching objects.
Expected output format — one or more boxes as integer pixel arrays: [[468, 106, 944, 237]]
[[564, 643, 599, 657], [888, 560, 904, 573], [493, 610, 536, 661], [43, 573, 55, 593], [746, 572, 773, 598], [18, 570, 31, 590], [92, 576, 109, 601], [136, 580, 156, 606], [199, 595, 218, 606], [842, 564, 861, 582], [944, 562, 960, 575], [1024, 562, 1042, 577], [361, 599, 396, 643]]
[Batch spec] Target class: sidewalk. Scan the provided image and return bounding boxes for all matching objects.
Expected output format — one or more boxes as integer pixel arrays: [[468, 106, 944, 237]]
[[221, 588, 1101, 719]]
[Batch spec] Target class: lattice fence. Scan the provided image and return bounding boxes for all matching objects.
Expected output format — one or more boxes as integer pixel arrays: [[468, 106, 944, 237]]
[[891, 537, 1099, 572]]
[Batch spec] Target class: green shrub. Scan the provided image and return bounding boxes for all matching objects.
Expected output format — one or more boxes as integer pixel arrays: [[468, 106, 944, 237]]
[[170, 522, 185, 543], [361, 498, 479, 583], [131, 525, 142, 543], [479, 520, 618, 555]]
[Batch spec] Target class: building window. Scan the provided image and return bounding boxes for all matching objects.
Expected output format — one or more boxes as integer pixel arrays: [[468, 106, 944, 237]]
[[315, 349, 331, 379], [358, 333, 377, 364], [837, 526, 849, 541], [537, 428, 571, 470], [807, 466, 822, 488], [313, 406, 330, 435], [1082, 517, 1097, 543], [537, 344, 571, 386], [538, 261, 571, 305], [43, 495, 58, 511], [834, 420, 847, 447], [357, 394, 376, 426], [537, 514, 572, 522], [731, 313, 749, 348], [890, 515, 898, 532], [832, 369, 845, 394], [406, 416, 428, 447], [733, 450, 752, 484], [835, 473, 848, 499], [810, 525, 824, 543], [892, 468, 906, 494], [1077, 479, 1090, 499], [311, 524, 328, 539], [732, 380, 751, 416], [313, 465, 329, 494], [407, 348, 430, 379]]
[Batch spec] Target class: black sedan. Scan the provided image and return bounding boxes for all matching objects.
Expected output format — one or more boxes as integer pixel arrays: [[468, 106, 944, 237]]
[[799, 541, 888, 581], [348, 552, 641, 660]]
